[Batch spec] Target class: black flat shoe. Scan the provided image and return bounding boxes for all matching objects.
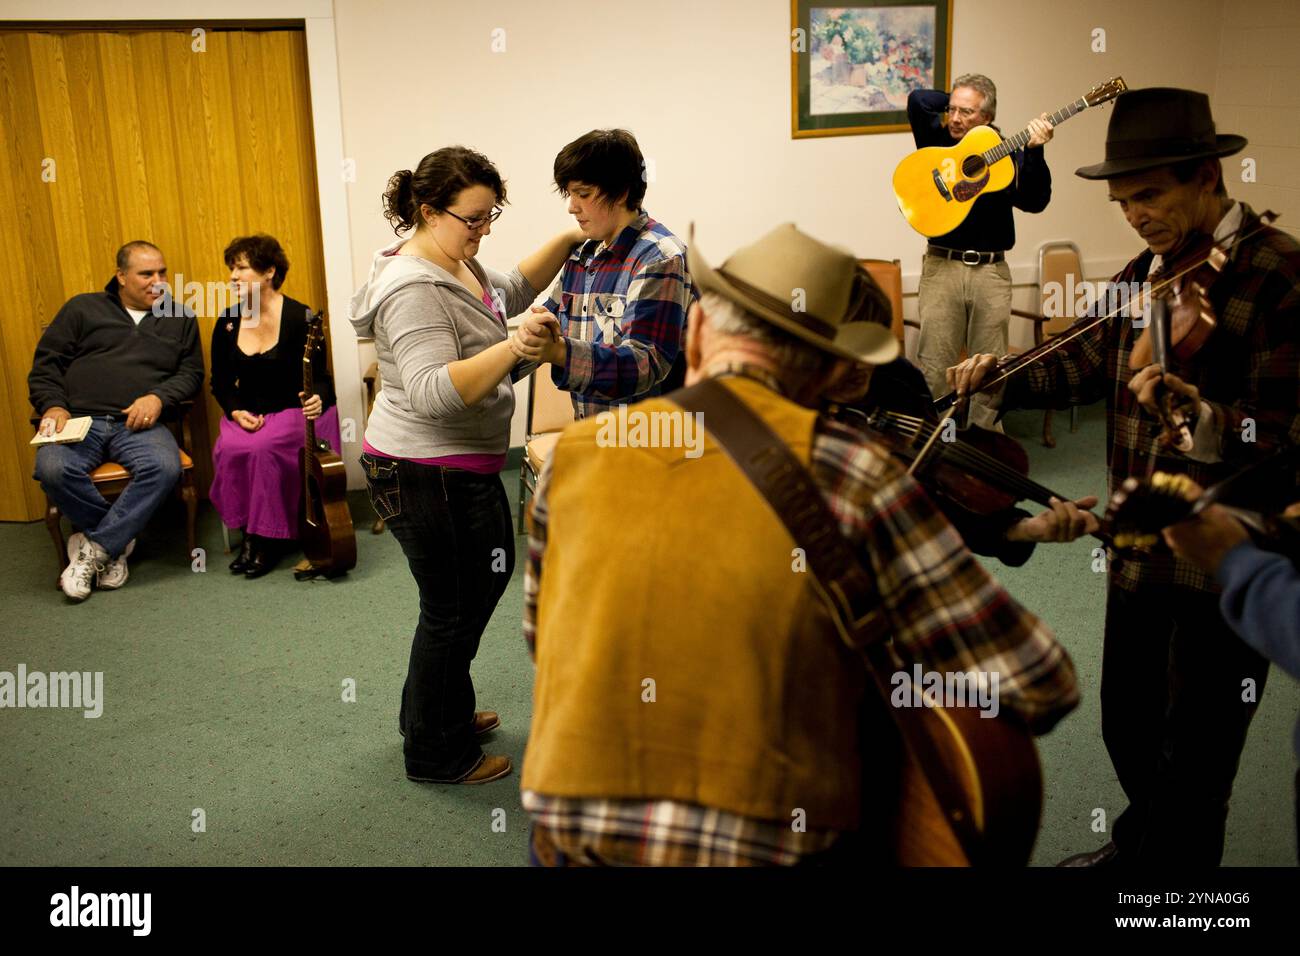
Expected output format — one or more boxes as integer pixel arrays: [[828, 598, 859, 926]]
[[229, 532, 254, 574], [243, 539, 282, 579]]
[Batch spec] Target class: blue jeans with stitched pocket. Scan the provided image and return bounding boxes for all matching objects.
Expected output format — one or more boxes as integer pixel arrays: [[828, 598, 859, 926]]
[[361, 453, 515, 781], [33, 416, 182, 559]]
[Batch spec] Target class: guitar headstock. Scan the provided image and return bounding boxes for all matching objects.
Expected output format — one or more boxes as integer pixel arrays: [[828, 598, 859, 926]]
[[304, 310, 325, 360], [1084, 76, 1127, 108], [1103, 471, 1197, 550]]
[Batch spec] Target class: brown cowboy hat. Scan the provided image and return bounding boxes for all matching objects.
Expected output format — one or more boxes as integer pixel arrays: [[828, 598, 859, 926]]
[[688, 223, 899, 365], [1075, 87, 1247, 180]]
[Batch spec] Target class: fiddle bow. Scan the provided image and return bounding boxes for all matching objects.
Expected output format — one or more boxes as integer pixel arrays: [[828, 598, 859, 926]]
[[932, 211, 1281, 418]]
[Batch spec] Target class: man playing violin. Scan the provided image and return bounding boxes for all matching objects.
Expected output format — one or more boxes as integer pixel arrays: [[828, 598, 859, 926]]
[[947, 88, 1300, 866]]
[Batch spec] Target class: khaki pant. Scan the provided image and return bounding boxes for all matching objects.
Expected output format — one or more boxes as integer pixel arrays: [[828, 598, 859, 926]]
[[916, 255, 1011, 429]]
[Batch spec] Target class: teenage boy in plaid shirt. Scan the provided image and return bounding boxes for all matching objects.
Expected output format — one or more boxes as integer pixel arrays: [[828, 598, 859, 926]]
[[514, 129, 694, 419], [950, 88, 1300, 867]]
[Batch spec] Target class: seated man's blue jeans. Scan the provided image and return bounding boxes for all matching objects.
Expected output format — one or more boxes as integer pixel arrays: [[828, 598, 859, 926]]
[[33, 416, 182, 559]]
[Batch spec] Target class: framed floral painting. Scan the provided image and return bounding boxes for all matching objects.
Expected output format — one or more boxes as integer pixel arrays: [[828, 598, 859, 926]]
[[791, 0, 953, 138]]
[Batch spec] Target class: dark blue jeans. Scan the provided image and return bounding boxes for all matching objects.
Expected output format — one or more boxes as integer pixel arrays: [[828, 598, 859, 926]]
[[33, 416, 182, 559], [361, 454, 516, 780]]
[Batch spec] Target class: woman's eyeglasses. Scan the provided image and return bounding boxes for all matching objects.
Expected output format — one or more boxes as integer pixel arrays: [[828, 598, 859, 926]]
[[442, 207, 503, 230]]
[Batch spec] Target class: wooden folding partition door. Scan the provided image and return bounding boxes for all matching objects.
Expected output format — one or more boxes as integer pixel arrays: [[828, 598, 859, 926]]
[[0, 25, 328, 521]]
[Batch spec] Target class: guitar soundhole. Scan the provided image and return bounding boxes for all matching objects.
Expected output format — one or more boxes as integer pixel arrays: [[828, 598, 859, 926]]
[[961, 154, 987, 178]]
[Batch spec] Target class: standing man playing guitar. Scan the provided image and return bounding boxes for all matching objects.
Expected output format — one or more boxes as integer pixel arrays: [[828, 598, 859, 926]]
[[909, 74, 1054, 426], [948, 88, 1300, 866]]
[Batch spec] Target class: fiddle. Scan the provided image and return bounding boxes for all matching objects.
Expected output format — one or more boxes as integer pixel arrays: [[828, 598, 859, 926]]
[[1127, 233, 1226, 451]]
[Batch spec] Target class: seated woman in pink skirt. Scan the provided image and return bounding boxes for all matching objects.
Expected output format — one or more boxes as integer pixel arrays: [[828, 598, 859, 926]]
[[209, 234, 341, 578]]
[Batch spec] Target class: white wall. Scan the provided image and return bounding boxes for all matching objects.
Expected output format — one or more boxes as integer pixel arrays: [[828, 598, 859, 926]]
[[1212, 0, 1300, 233], [333, 0, 1229, 441], [8, 0, 1245, 451]]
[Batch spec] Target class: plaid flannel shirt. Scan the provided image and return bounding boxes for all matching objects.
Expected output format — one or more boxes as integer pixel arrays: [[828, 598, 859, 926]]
[[521, 364, 1079, 866], [543, 211, 694, 419], [1004, 203, 1300, 592]]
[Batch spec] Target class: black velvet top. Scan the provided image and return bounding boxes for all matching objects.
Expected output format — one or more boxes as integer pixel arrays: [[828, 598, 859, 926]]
[[209, 296, 336, 419]]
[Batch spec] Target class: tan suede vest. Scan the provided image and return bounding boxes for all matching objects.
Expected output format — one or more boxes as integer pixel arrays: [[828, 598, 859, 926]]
[[523, 376, 868, 830]]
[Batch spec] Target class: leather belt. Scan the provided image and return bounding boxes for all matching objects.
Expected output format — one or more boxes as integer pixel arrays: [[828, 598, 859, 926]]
[[927, 245, 1005, 265]]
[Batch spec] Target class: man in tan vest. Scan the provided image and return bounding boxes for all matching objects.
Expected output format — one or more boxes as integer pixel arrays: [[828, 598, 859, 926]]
[[520, 223, 1079, 866]]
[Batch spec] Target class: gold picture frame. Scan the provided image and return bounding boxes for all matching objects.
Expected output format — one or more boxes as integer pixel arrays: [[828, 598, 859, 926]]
[[791, 0, 954, 139]]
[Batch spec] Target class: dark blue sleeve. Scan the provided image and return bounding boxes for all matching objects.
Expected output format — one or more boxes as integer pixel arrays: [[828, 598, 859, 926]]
[[1217, 542, 1300, 681], [1010, 145, 1052, 214], [907, 89, 950, 148]]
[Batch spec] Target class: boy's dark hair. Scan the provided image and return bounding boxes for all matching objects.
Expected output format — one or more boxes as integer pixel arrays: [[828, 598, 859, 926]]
[[553, 129, 646, 211], [223, 234, 290, 290], [383, 146, 508, 234]]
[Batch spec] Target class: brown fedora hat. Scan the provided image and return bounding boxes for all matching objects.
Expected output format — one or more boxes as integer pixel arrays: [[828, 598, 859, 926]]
[[1076, 87, 1246, 180], [688, 223, 899, 365]]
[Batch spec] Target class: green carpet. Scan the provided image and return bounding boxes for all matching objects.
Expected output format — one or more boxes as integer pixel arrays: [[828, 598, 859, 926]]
[[1, 404, 1296, 866]]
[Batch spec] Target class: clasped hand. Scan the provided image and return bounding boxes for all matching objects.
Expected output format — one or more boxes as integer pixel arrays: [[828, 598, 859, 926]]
[[510, 307, 562, 363]]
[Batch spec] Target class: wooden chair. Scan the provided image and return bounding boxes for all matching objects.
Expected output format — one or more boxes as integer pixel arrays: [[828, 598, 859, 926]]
[[517, 364, 575, 532], [37, 401, 200, 585], [1009, 241, 1085, 447], [859, 258, 905, 344]]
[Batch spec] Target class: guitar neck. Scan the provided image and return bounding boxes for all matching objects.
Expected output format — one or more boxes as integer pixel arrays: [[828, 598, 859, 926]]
[[981, 97, 1088, 165], [303, 351, 316, 449]]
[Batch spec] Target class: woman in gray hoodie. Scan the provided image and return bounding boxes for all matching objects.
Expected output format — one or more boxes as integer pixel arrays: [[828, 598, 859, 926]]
[[350, 146, 577, 785]]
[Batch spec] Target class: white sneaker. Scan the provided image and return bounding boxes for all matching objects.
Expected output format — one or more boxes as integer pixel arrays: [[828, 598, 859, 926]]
[[61, 532, 107, 602], [97, 538, 136, 591]]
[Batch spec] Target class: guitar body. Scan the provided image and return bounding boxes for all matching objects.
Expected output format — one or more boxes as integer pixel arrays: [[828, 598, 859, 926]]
[[881, 697, 1044, 866], [299, 443, 356, 576], [892, 126, 1016, 238]]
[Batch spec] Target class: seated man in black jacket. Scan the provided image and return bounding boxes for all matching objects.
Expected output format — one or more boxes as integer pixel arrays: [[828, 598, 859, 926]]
[[29, 240, 204, 602]]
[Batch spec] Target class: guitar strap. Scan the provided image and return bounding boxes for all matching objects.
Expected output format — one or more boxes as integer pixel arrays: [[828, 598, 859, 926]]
[[669, 377, 987, 864]]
